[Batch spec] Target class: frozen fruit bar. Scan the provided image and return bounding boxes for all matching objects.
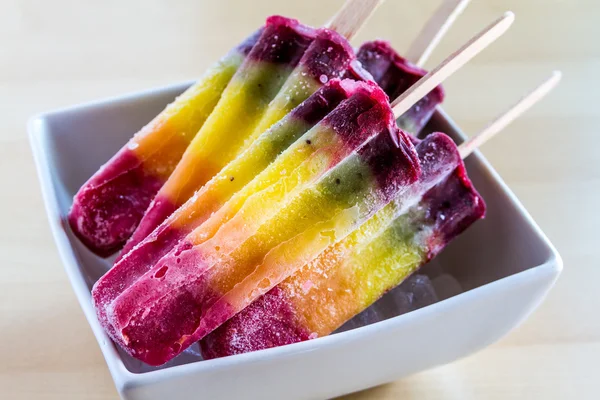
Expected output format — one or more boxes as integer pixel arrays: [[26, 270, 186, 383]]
[[120, 27, 355, 257], [200, 133, 485, 358], [67, 28, 262, 256], [93, 79, 395, 345], [355, 40, 445, 133], [98, 102, 423, 366], [93, 80, 393, 346]]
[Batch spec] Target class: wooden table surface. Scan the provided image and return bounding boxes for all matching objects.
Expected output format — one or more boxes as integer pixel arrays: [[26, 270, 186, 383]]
[[1, 0, 598, 398]]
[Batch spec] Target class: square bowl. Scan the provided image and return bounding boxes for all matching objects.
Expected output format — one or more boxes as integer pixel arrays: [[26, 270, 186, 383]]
[[29, 81, 562, 400]]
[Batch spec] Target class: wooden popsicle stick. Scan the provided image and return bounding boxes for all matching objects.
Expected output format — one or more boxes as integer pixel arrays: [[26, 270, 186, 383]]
[[325, 0, 385, 40], [406, 0, 472, 67], [458, 71, 562, 159], [391, 11, 515, 119]]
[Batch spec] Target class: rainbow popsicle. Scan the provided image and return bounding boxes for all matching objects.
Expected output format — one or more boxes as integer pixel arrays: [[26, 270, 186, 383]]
[[67, 28, 262, 256], [97, 95, 423, 366], [100, 43, 445, 322], [354, 40, 444, 133], [92, 79, 386, 335], [200, 133, 486, 358], [120, 27, 355, 258]]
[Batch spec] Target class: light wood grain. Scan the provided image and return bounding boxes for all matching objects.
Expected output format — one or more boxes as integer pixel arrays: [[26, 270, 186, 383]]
[[1, 1, 598, 399]]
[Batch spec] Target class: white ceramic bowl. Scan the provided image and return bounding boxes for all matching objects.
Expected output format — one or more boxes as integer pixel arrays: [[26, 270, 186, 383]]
[[29, 81, 562, 400]]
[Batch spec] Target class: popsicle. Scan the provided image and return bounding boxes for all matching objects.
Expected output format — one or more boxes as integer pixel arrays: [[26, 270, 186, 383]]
[[67, 28, 262, 256], [102, 43, 445, 321], [200, 69, 562, 358], [94, 79, 371, 329], [93, 79, 399, 344], [199, 132, 485, 358], [120, 26, 356, 258]]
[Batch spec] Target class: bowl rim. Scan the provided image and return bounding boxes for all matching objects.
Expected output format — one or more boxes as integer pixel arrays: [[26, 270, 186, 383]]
[[27, 80, 563, 389]]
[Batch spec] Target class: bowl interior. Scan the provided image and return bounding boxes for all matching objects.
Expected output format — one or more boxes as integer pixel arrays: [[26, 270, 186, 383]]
[[31, 82, 556, 374]]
